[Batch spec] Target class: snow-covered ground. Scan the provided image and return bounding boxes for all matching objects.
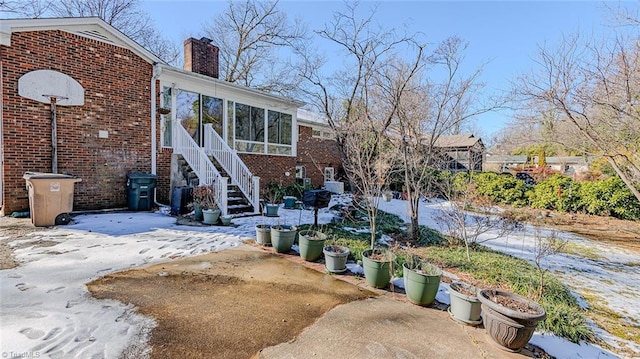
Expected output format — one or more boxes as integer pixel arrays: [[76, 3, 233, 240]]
[[0, 195, 630, 358], [379, 198, 639, 358]]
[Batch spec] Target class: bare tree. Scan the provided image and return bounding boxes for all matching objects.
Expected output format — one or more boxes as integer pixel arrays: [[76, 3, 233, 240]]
[[0, 0, 51, 17], [201, 0, 307, 97], [1, 0, 180, 64], [393, 36, 497, 242], [433, 173, 521, 261], [298, 2, 425, 249], [514, 32, 640, 202], [531, 228, 567, 299]]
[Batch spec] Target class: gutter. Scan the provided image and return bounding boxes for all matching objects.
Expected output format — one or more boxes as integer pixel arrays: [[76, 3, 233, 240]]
[[151, 64, 169, 208]]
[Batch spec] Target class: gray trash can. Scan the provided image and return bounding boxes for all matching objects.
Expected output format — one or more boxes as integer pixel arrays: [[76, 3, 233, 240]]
[[23, 172, 81, 226], [126, 173, 157, 211]]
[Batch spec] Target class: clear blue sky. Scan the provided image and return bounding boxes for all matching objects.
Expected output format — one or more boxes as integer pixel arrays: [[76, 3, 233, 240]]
[[141, 0, 627, 140]]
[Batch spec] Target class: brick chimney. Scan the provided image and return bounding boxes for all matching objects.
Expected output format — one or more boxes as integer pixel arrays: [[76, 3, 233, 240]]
[[184, 37, 219, 79]]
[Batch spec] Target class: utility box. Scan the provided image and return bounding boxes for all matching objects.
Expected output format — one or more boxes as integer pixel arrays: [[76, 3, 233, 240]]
[[23, 172, 81, 227], [126, 173, 157, 211]]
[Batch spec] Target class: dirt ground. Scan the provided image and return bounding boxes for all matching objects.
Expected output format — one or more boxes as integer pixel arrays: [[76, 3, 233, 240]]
[[513, 207, 640, 253], [87, 247, 374, 359], [0, 217, 49, 269]]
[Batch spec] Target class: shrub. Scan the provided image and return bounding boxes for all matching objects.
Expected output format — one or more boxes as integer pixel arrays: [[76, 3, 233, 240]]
[[578, 177, 640, 220], [472, 172, 530, 206], [529, 174, 581, 212]]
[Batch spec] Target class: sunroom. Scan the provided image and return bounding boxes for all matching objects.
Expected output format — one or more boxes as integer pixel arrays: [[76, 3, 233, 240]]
[[156, 64, 303, 157]]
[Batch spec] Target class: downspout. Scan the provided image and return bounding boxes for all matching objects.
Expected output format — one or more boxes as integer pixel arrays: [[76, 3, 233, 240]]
[[151, 64, 169, 208]]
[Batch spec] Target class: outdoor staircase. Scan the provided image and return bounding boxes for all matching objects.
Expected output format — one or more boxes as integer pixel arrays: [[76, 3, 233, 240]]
[[175, 154, 256, 216], [173, 123, 260, 217]]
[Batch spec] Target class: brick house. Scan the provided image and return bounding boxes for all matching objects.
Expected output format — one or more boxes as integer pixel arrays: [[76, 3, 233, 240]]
[[0, 17, 342, 216]]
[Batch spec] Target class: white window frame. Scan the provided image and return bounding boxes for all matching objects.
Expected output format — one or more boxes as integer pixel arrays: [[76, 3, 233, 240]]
[[324, 167, 335, 182]]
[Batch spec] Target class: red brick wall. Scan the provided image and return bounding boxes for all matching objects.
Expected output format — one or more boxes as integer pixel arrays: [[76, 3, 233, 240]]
[[240, 125, 344, 193], [239, 153, 297, 192], [1, 30, 157, 214], [296, 125, 344, 188], [183, 38, 219, 79]]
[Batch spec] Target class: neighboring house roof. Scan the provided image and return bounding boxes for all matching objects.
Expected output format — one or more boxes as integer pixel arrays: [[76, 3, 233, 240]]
[[545, 156, 588, 165], [297, 108, 330, 127], [0, 17, 164, 65], [484, 154, 528, 163], [434, 134, 484, 149]]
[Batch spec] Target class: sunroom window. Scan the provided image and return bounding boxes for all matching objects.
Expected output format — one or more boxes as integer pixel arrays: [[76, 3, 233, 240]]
[[234, 103, 265, 153], [267, 110, 292, 155], [229, 101, 294, 156], [161, 86, 172, 147]]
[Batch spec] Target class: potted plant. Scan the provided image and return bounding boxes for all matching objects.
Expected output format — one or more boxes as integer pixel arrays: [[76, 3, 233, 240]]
[[270, 224, 297, 253], [298, 229, 327, 262], [263, 182, 283, 217], [255, 224, 271, 246], [402, 254, 442, 306], [323, 245, 350, 273], [283, 195, 297, 209], [361, 248, 396, 288], [220, 214, 233, 226], [193, 184, 220, 224], [477, 289, 546, 352], [448, 282, 482, 326]]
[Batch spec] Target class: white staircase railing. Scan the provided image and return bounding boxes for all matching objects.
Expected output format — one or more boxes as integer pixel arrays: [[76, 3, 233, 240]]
[[174, 125, 229, 215], [204, 124, 260, 214]]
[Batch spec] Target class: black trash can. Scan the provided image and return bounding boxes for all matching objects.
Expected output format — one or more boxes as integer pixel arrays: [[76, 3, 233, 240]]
[[126, 173, 157, 211], [170, 186, 193, 215]]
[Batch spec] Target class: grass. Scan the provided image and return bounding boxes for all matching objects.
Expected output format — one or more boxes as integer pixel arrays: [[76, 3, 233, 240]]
[[561, 242, 606, 260], [424, 245, 593, 342], [311, 208, 595, 344], [580, 291, 640, 350]]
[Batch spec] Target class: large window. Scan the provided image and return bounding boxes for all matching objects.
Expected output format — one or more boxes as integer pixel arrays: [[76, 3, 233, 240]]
[[234, 103, 265, 153], [175, 90, 223, 146], [176, 89, 200, 143], [161, 86, 172, 147], [165, 89, 295, 156], [202, 95, 223, 137], [267, 110, 292, 155]]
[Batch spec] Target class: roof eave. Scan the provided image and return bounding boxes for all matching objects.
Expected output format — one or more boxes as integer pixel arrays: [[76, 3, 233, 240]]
[[157, 64, 305, 109], [0, 17, 164, 65]]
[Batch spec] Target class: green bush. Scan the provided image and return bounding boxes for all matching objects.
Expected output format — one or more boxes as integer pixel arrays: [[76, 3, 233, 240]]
[[472, 172, 530, 206], [578, 177, 640, 220], [528, 174, 582, 212]]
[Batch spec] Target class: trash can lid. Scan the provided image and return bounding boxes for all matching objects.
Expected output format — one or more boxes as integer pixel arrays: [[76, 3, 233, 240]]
[[127, 172, 158, 179], [23, 171, 79, 180]]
